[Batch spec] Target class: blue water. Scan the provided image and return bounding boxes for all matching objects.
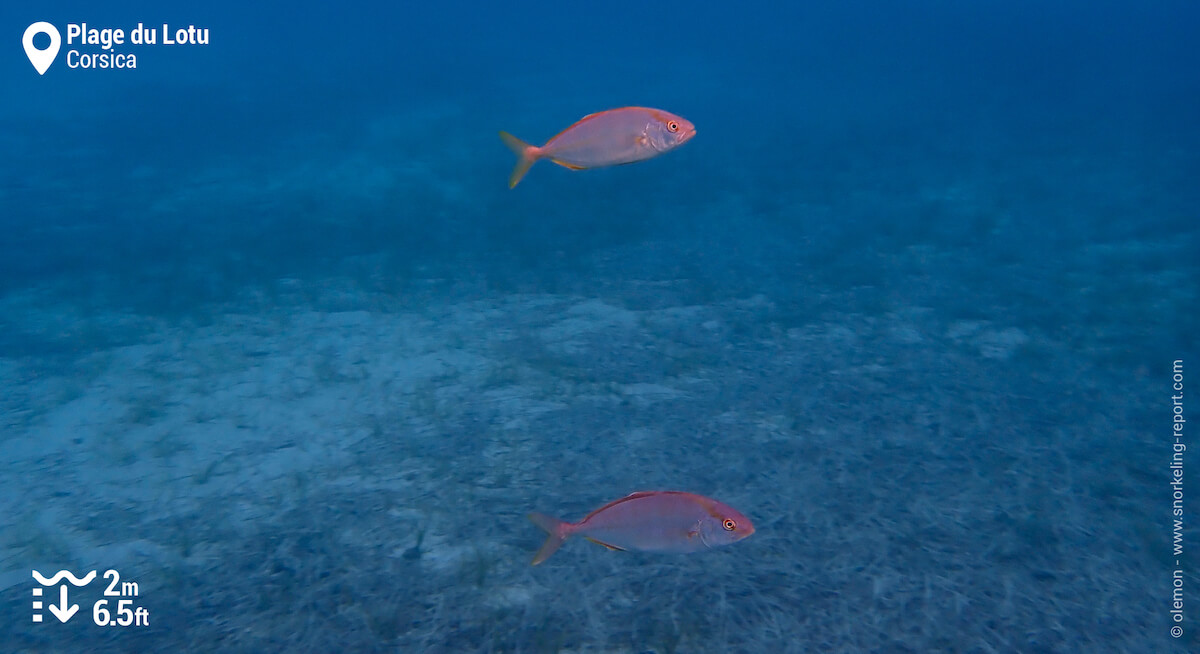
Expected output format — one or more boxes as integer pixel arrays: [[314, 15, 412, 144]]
[[2, 1, 1196, 651]]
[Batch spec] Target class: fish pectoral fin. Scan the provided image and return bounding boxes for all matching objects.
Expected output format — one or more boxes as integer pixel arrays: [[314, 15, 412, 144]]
[[585, 537, 626, 552], [549, 158, 587, 171]]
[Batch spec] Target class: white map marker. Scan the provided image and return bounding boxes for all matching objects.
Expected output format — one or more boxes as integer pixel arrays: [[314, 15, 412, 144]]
[[23, 22, 61, 75]]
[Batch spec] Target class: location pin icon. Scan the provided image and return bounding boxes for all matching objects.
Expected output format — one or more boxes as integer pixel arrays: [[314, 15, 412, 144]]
[[23, 22, 61, 75]]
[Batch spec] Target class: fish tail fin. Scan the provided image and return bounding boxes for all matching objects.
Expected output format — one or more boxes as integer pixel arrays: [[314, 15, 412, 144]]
[[528, 512, 572, 565], [499, 131, 539, 188]]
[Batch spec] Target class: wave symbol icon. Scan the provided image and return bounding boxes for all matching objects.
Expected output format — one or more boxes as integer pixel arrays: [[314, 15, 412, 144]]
[[32, 570, 97, 586]]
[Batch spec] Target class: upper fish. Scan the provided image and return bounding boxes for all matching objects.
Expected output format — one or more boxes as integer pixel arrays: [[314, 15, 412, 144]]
[[527, 490, 753, 565], [499, 107, 697, 188]]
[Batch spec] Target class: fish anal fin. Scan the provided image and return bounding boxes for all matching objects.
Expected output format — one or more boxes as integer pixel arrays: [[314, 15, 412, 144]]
[[585, 537, 626, 552], [550, 158, 587, 171]]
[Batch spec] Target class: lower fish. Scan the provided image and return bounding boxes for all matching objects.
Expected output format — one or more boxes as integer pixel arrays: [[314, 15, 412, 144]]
[[527, 491, 754, 565]]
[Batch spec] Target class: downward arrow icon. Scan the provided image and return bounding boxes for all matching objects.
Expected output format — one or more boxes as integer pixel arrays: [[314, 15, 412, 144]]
[[47, 585, 78, 623]]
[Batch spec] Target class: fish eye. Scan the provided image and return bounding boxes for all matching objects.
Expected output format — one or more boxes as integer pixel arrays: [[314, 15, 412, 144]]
[[722, 518, 737, 531], [667, 121, 679, 132]]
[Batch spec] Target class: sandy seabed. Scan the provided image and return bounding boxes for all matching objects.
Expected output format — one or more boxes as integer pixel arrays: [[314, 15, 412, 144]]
[[0, 259, 1177, 653]]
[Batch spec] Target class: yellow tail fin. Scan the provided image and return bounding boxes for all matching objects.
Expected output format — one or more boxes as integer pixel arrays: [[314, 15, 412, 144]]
[[528, 512, 570, 565], [499, 131, 538, 188]]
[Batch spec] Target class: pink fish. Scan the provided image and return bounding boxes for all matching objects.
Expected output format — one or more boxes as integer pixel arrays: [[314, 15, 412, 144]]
[[527, 491, 753, 565], [499, 106, 697, 188]]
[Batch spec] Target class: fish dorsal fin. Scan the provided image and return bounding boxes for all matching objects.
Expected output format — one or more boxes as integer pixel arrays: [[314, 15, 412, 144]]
[[577, 108, 620, 122], [578, 107, 649, 122], [580, 491, 662, 522]]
